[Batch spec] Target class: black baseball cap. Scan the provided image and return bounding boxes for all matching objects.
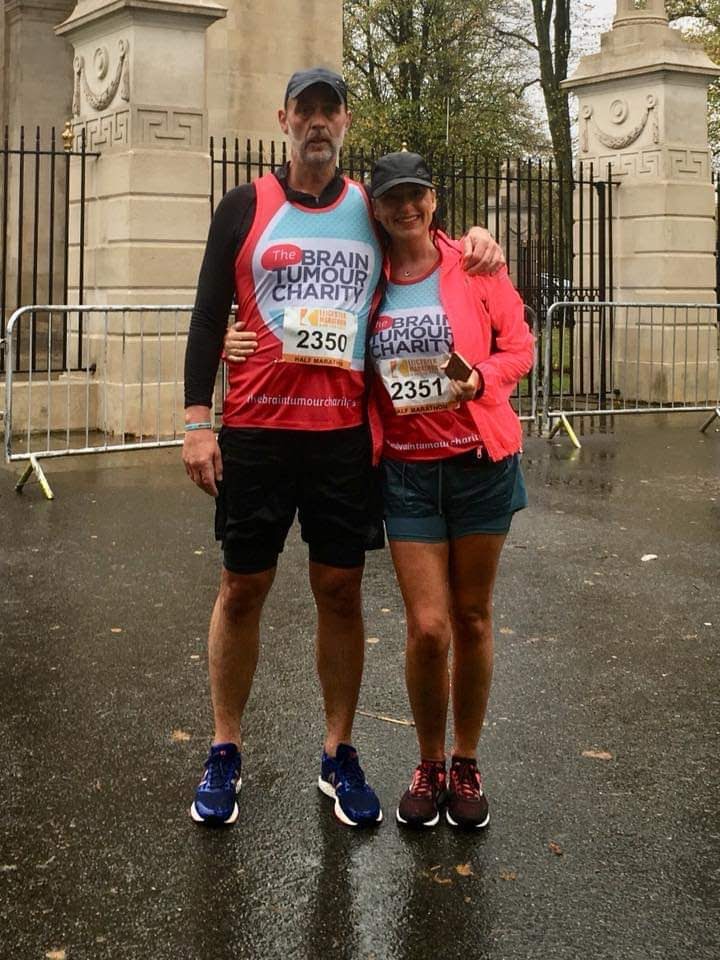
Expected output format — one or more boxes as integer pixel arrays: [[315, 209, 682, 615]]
[[284, 68, 348, 107], [370, 152, 434, 198]]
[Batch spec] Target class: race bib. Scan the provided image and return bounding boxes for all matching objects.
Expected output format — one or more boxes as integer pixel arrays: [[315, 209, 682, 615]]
[[281, 307, 358, 369], [379, 355, 456, 415]]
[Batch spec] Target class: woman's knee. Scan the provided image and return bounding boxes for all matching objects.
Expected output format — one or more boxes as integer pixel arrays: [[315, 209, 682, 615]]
[[407, 615, 451, 662], [451, 603, 493, 644]]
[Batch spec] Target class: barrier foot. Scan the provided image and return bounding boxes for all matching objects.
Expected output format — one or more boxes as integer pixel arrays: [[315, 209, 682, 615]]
[[547, 414, 582, 449], [700, 407, 720, 434], [15, 455, 54, 500]]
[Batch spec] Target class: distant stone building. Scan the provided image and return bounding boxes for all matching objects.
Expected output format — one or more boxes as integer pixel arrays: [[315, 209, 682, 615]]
[[0, 0, 342, 139]]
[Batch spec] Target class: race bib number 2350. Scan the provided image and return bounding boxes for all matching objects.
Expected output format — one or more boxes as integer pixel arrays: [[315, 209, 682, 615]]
[[281, 307, 358, 369]]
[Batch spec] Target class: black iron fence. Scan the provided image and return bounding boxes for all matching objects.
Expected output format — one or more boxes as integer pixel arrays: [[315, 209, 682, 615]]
[[0, 127, 96, 375], [209, 138, 616, 319], [210, 139, 617, 410]]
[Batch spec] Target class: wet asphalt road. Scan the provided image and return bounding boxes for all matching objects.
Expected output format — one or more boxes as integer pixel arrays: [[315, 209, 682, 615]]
[[1, 413, 718, 960]]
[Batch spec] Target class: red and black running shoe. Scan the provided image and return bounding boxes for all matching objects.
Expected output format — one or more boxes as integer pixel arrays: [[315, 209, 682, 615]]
[[446, 756, 489, 829], [396, 759, 447, 828]]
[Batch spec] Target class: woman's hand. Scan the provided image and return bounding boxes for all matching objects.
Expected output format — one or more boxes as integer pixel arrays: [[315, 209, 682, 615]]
[[442, 365, 483, 402], [223, 321, 258, 363]]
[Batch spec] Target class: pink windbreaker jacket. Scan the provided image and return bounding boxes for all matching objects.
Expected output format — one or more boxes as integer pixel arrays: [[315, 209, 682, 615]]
[[368, 230, 536, 464]]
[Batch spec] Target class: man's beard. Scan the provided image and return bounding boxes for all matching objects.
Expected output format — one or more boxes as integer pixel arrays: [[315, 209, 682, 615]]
[[291, 133, 342, 168]]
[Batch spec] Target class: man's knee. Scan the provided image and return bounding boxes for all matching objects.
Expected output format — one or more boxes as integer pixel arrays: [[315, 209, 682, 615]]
[[310, 563, 364, 619], [218, 568, 275, 622]]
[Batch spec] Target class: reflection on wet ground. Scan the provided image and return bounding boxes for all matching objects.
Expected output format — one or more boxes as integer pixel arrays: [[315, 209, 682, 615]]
[[1, 413, 718, 959]]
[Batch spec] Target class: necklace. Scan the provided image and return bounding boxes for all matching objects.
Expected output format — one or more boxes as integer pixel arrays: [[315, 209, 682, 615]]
[[396, 250, 439, 280]]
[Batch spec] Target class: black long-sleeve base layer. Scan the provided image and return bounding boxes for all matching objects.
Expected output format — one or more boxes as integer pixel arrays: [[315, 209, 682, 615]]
[[183, 166, 348, 409]]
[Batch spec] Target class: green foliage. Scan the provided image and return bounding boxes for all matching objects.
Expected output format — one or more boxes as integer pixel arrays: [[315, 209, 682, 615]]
[[343, 0, 548, 157]]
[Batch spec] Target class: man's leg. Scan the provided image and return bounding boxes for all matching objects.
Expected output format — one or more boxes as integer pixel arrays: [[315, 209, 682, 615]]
[[208, 566, 276, 746], [308, 561, 365, 755]]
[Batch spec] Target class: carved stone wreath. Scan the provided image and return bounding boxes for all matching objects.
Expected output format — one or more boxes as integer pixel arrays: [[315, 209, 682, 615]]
[[73, 40, 130, 116], [581, 95, 658, 153]]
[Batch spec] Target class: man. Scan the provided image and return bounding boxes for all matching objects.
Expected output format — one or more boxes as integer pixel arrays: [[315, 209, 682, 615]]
[[183, 67, 503, 828]]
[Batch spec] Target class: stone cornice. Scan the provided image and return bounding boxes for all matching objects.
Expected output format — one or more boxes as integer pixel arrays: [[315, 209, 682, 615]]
[[563, 62, 720, 92], [565, 18, 720, 92], [5, 0, 75, 25], [56, 0, 226, 36]]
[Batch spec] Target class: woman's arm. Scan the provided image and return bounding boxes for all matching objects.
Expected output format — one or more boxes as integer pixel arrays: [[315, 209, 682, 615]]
[[473, 268, 535, 406]]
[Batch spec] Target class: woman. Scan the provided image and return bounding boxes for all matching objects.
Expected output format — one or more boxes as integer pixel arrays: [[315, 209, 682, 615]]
[[366, 151, 534, 830], [225, 151, 534, 830]]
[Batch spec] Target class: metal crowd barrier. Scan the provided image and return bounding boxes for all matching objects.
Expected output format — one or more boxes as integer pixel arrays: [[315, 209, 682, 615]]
[[2, 304, 195, 498], [542, 301, 720, 447], [512, 304, 539, 424]]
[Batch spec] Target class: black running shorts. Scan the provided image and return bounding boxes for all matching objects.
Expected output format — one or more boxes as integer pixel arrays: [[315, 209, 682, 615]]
[[215, 425, 384, 574]]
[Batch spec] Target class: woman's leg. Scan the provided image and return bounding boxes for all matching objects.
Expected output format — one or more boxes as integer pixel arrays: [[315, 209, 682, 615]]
[[389, 539, 451, 761], [447, 532, 506, 758]]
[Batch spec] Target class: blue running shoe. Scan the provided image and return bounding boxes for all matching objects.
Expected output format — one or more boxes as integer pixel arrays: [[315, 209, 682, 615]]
[[318, 743, 383, 827], [190, 742, 242, 825]]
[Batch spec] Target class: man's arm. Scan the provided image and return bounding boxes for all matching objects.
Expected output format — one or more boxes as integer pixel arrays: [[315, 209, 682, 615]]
[[183, 185, 255, 496]]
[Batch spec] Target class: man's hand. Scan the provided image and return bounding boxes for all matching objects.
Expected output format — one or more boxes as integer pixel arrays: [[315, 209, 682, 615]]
[[462, 227, 506, 276], [224, 321, 258, 363], [182, 405, 222, 496]]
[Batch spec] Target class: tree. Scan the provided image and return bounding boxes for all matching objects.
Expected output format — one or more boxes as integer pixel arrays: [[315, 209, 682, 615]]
[[489, 1, 598, 248], [343, 0, 548, 157]]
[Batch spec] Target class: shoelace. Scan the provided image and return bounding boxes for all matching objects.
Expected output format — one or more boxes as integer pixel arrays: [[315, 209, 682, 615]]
[[410, 761, 442, 798], [204, 753, 237, 790], [337, 754, 367, 792], [451, 759, 481, 801]]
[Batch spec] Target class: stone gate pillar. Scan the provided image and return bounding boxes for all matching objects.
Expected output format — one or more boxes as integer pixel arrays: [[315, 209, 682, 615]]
[[55, 0, 226, 436], [564, 0, 720, 403]]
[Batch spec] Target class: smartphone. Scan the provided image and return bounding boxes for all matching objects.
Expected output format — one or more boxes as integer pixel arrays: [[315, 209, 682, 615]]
[[443, 351, 473, 381]]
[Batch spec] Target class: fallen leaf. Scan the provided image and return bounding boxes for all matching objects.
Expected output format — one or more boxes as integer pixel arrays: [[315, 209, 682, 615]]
[[46, 951, 66, 960], [171, 729, 191, 742], [499, 627, 515, 635], [548, 841, 563, 856], [581, 749, 613, 761], [641, 554, 658, 562], [455, 863, 473, 877], [110, 627, 122, 634], [500, 870, 517, 881], [366, 637, 380, 644]]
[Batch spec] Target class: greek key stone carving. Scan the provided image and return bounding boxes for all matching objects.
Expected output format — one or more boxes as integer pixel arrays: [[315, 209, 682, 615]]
[[137, 109, 204, 147], [582, 95, 658, 153], [668, 148, 710, 180], [72, 111, 130, 151], [73, 40, 130, 116]]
